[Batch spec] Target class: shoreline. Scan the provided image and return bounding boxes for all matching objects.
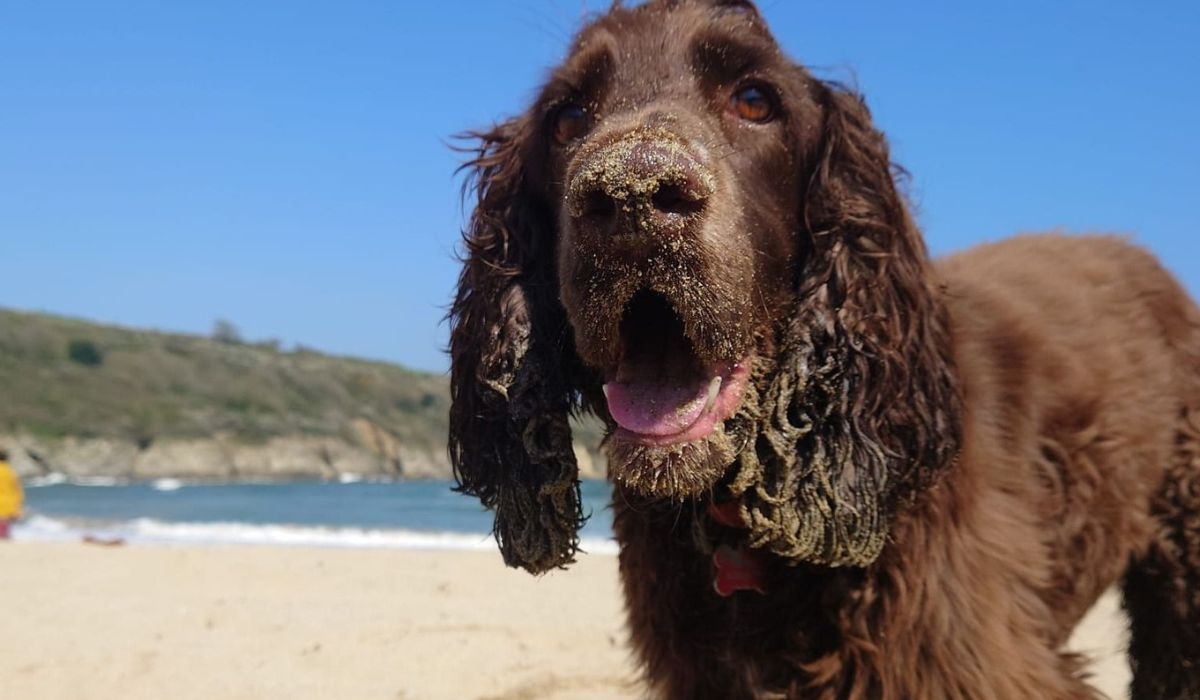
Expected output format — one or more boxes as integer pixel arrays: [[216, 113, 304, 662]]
[[12, 512, 621, 554], [0, 541, 1129, 699]]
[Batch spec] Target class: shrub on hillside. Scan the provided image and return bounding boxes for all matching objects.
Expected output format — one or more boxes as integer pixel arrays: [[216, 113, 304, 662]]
[[67, 339, 104, 367], [212, 319, 243, 344]]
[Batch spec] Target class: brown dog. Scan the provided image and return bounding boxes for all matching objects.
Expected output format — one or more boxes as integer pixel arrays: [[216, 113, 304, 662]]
[[449, 1, 1200, 697]]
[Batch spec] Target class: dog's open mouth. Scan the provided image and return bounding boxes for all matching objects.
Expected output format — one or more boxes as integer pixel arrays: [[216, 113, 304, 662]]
[[602, 291, 749, 446]]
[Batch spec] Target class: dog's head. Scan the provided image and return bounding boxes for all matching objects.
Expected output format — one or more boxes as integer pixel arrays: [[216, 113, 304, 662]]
[[450, 0, 961, 573]]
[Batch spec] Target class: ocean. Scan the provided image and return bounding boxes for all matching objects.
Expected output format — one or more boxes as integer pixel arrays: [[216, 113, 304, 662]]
[[14, 477, 618, 554]]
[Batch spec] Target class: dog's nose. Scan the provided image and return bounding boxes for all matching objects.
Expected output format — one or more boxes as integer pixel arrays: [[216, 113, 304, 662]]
[[568, 132, 714, 239]]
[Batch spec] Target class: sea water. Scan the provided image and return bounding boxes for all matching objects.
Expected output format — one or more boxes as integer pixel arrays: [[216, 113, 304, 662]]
[[14, 478, 617, 553]]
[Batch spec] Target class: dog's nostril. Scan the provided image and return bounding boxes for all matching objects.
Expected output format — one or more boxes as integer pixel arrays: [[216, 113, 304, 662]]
[[652, 184, 703, 216], [581, 190, 617, 220]]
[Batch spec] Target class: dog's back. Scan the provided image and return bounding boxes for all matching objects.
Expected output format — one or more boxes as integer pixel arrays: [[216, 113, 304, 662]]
[[939, 233, 1200, 695]]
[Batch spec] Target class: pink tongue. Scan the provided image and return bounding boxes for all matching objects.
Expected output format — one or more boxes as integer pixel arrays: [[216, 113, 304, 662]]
[[603, 378, 711, 436]]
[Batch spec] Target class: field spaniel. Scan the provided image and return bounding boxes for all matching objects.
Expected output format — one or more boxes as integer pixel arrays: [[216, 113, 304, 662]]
[[447, 1, 1200, 697]]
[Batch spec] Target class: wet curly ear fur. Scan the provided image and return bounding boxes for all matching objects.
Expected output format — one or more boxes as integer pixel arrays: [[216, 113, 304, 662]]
[[449, 118, 584, 574], [729, 81, 963, 567]]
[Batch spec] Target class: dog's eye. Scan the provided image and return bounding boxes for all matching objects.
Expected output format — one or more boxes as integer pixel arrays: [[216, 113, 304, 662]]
[[729, 84, 776, 123], [552, 103, 591, 145]]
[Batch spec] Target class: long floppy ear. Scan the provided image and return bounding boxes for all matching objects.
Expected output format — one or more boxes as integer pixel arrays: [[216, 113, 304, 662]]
[[449, 118, 583, 574], [731, 81, 963, 567]]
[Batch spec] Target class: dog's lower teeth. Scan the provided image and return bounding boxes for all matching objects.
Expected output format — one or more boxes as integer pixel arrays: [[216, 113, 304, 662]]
[[705, 376, 722, 412]]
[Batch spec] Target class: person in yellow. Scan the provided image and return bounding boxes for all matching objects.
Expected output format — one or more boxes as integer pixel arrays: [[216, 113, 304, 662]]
[[0, 448, 23, 540]]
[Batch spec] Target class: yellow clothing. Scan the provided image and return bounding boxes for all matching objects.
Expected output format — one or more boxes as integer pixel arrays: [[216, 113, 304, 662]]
[[0, 460, 23, 519]]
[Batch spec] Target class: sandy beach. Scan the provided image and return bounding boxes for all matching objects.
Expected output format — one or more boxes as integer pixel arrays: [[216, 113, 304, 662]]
[[0, 542, 1130, 699]]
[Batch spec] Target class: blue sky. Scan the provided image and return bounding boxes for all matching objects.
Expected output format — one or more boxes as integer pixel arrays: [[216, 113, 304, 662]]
[[2, 1, 1197, 373]]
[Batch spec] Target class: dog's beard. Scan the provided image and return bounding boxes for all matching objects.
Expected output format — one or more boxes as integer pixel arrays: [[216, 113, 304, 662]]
[[603, 379, 760, 499], [605, 427, 738, 498]]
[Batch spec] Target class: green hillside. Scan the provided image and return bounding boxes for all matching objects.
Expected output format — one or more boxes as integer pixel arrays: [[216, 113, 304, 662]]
[[0, 308, 449, 452], [0, 308, 607, 480]]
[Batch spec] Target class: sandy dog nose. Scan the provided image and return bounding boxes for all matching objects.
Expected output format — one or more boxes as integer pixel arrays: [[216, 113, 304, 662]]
[[567, 132, 714, 239]]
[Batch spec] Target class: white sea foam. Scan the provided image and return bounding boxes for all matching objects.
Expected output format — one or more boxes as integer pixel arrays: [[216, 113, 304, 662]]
[[23, 475, 400, 488], [69, 475, 126, 487], [24, 473, 68, 487], [24, 473, 130, 488], [12, 514, 619, 555], [23, 474, 131, 487]]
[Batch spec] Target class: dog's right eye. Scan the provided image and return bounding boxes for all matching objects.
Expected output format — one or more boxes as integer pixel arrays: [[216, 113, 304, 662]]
[[552, 103, 591, 145]]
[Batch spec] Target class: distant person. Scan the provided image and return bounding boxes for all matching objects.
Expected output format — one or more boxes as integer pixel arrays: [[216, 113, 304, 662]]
[[0, 449, 23, 540]]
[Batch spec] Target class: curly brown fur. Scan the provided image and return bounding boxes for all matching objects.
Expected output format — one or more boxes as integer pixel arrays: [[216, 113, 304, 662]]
[[448, 0, 1200, 696], [449, 118, 587, 573]]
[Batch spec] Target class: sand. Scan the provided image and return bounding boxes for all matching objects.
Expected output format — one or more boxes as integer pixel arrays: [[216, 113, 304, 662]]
[[0, 542, 1130, 699]]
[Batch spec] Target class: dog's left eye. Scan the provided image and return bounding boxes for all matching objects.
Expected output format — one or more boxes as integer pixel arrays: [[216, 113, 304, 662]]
[[729, 84, 777, 123], [552, 103, 592, 145]]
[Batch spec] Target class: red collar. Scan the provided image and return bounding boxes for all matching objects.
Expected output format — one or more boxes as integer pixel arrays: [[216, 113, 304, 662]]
[[707, 501, 768, 597]]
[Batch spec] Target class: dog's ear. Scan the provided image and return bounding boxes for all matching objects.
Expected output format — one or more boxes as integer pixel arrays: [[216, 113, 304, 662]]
[[732, 81, 962, 567], [449, 117, 583, 574]]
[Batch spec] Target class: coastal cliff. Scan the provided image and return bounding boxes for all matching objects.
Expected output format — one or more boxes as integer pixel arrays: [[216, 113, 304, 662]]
[[0, 308, 605, 480]]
